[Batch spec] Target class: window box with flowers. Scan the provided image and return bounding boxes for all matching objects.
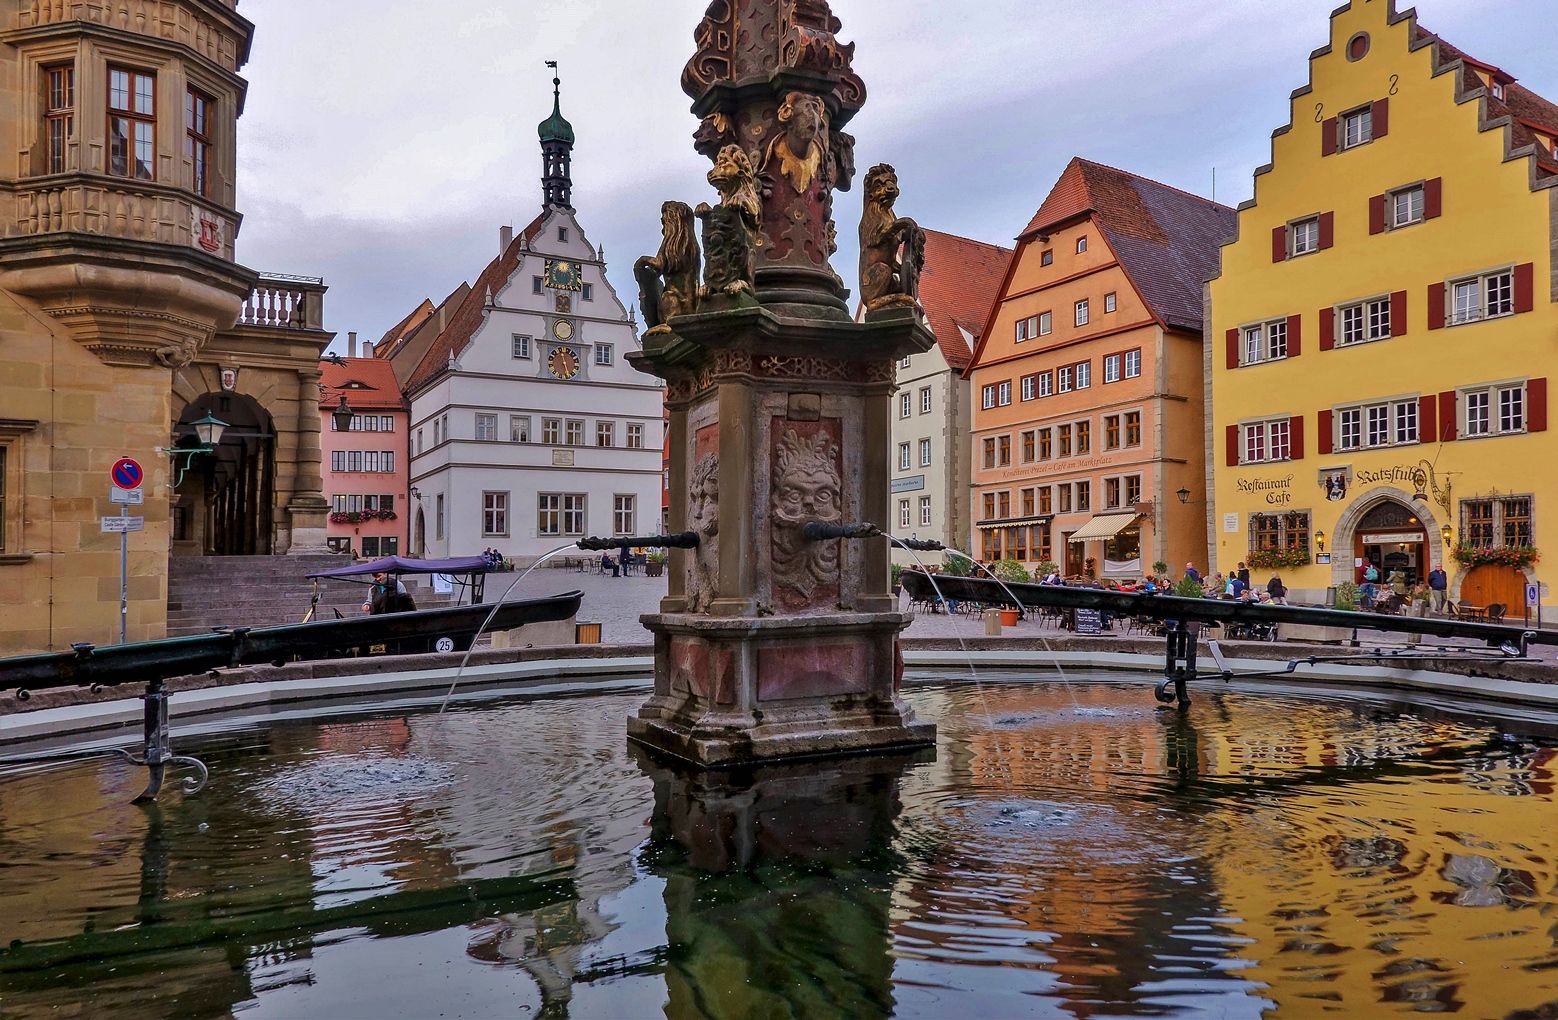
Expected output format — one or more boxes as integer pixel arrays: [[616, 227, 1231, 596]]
[[330, 509, 399, 524], [1452, 545, 1539, 569], [1247, 547, 1312, 570]]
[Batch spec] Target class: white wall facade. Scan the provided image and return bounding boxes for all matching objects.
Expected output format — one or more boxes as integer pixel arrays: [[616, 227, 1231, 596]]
[[889, 333, 971, 566], [408, 208, 663, 565]]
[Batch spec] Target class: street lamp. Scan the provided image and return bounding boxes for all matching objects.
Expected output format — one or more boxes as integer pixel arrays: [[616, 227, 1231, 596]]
[[169, 412, 229, 486], [1176, 487, 1190, 504], [1441, 523, 1453, 546], [332, 395, 354, 433], [1315, 530, 1327, 554]]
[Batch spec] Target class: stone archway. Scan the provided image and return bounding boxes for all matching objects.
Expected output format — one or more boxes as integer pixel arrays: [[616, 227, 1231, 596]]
[[1329, 486, 1444, 589], [173, 392, 275, 555], [414, 507, 427, 558]]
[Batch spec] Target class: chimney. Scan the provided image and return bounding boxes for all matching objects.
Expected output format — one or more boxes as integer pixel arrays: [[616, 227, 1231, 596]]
[[347, 331, 358, 358], [500, 224, 513, 254]]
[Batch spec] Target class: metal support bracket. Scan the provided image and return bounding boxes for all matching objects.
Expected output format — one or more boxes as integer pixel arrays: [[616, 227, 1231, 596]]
[[1155, 620, 1197, 708], [120, 678, 208, 802]]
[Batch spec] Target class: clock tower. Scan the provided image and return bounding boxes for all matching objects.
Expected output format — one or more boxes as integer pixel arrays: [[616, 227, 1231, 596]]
[[538, 64, 574, 211]]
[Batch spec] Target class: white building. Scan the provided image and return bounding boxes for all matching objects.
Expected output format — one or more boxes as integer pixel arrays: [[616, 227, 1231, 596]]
[[888, 229, 1011, 566], [401, 82, 662, 565]]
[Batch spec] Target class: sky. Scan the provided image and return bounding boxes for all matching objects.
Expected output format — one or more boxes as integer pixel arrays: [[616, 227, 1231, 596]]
[[230, 0, 1557, 353]]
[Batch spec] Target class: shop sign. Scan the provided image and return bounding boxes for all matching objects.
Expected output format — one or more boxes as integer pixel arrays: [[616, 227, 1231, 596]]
[[1354, 464, 1422, 487], [1223, 513, 1238, 533], [1360, 531, 1425, 544], [892, 475, 925, 493], [1236, 473, 1295, 505]]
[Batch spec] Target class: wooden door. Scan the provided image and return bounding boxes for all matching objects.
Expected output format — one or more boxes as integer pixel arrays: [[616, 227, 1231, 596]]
[[1459, 564, 1526, 609]]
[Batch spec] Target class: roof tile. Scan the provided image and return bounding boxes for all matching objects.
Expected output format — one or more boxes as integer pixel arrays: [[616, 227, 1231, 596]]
[[917, 229, 1012, 370]]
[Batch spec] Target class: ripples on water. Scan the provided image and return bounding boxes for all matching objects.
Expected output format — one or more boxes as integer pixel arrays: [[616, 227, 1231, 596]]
[[1, 679, 1557, 1018]]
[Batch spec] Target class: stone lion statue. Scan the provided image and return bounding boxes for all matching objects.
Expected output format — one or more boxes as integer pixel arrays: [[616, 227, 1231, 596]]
[[770, 428, 842, 600], [696, 144, 761, 299], [634, 201, 701, 334], [858, 163, 926, 313], [686, 452, 720, 612]]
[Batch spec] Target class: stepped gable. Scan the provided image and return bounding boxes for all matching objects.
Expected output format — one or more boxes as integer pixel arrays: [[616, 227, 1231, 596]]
[[1019, 158, 1236, 334], [917, 229, 1011, 371], [1414, 25, 1558, 183], [321, 357, 404, 411], [404, 212, 547, 395]]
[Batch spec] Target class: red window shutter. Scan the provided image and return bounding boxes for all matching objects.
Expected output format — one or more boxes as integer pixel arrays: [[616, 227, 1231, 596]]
[[1226, 424, 1240, 467], [1272, 225, 1287, 263], [1514, 262, 1535, 313], [1318, 409, 1334, 455], [1372, 98, 1389, 138], [1322, 117, 1339, 156], [1288, 415, 1304, 460], [1418, 395, 1437, 443], [1225, 328, 1240, 370], [1369, 194, 1386, 234], [1286, 314, 1301, 356], [1438, 390, 1457, 441], [1319, 307, 1335, 350], [1318, 211, 1335, 250], [1529, 377, 1548, 432], [1428, 282, 1445, 329], [1424, 177, 1443, 219], [1390, 290, 1407, 336]]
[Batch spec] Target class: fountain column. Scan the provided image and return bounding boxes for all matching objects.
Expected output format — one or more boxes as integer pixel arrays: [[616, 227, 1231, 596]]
[[626, 0, 935, 765]]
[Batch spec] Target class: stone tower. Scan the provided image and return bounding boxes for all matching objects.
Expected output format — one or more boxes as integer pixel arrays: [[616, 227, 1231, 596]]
[[0, 2, 260, 651]]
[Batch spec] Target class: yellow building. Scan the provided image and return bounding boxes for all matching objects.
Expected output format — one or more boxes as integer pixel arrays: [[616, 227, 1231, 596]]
[[1208, 1, 1558, 609]]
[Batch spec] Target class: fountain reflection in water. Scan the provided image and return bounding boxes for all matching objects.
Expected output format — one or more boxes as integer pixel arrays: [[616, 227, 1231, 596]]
[[6, 682, 1558, 1017]]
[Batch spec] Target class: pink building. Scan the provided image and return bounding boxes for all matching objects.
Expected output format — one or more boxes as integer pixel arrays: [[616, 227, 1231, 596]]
[[320, 354, 409, 558]]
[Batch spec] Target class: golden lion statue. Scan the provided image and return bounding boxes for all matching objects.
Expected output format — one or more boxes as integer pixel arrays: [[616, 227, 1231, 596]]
[[634, 201, 701, 333], [859, 163, 925, 312], [696, 144, 761, 299]]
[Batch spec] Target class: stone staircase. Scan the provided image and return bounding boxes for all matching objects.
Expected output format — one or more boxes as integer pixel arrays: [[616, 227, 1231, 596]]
[[166, 555, 456, 636]]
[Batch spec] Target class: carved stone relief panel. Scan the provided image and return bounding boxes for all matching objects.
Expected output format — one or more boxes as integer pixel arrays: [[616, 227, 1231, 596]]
[[687, 422, 721, 612], [769, 416, 843, 613]]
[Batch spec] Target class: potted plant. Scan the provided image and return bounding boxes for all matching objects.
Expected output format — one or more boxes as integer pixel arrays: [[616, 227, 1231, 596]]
[[990, 560, 1030, 625], [1083, 557, 1097, 580], [890, 561, 904, 596], [645, 549, 667, 577], [1152, 560, 1169, 579]]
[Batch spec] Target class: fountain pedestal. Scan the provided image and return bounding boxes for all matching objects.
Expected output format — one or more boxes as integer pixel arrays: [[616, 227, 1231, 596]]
[[626, 0, 936, 766], [629, 310, 934, 766]]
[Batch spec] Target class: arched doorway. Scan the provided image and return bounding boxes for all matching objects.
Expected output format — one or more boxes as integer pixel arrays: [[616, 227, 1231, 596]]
[[174, 393, 275, 556], [1352, 499, 1428, 585], [414, 507, 427, 558]]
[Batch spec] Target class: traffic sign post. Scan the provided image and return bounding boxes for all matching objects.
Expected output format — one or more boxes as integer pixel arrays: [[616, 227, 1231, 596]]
[[107, 458, 144, 644]]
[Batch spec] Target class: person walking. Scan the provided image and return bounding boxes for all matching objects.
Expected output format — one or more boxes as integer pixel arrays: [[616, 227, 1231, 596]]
[[1428, 564, 1448, 614], [1183, 562, 1201, 584], [1236, 562, 1251, 587]]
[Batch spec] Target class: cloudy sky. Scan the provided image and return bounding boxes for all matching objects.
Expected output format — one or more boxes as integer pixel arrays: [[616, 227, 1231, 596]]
[[231, 0, 1555, 351]]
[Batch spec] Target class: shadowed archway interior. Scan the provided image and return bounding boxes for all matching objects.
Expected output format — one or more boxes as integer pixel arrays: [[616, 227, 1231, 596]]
[[175, 392, 275, 556]]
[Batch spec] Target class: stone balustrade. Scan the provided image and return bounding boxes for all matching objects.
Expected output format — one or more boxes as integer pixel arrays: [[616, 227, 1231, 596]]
[[238, 274, 326, 332], [20, 0, 243, 71], [5, 178, 236, 261]]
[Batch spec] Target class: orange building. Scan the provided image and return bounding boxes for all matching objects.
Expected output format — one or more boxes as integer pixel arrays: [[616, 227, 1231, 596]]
[[966, 159, 1234, 579]]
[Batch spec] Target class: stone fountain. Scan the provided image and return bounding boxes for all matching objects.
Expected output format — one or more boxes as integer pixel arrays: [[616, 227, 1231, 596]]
[[627, 0, 936, 766]]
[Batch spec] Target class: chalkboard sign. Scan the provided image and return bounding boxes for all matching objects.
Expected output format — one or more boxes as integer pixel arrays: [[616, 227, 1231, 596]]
[[1073, 608, 1104, 634]]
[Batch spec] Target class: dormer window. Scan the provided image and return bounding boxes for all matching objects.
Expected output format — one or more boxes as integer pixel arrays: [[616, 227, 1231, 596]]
[[1492, 81, 1506, 101], [1075, 236, 1088, 254]]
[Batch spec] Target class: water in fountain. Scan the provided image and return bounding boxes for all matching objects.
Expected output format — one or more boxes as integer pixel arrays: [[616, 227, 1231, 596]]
[[437, 542, 582, 713], [938, 545, 1085, 712]]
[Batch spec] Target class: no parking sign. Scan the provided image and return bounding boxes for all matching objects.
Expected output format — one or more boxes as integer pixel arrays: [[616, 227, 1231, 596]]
[[111, 458, 144, 490]]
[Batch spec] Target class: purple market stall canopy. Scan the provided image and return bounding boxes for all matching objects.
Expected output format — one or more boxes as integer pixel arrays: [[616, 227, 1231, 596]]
[[306, 556, 491, 579]]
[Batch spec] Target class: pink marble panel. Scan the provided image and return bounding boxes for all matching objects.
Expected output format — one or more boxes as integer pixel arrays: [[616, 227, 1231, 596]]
[[756, 641, 868, 701]]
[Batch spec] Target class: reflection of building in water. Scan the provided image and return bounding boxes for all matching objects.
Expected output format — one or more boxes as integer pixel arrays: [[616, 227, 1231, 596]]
[[635, 748, 922, 1020], [894, 687, 1243, 1016], [1193, 696, 1558, 1015]]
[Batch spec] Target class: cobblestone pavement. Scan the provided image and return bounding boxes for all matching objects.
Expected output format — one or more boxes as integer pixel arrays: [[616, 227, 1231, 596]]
[[489, 565, 1558, 661]]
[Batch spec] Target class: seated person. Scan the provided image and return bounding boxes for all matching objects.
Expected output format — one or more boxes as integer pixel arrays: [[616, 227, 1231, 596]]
[[362, 571, 407, 614]]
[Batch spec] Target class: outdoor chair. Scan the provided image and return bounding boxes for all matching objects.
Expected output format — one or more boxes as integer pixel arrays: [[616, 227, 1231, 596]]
[[1486, 603, 1507, 624]]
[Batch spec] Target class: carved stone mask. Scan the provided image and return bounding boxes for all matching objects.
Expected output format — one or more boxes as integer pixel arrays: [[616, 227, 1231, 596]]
[[778, 92, 825, 156]]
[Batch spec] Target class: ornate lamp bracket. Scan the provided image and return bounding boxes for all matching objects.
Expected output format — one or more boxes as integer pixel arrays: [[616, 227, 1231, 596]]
[[1411, 461, 1453, 516]]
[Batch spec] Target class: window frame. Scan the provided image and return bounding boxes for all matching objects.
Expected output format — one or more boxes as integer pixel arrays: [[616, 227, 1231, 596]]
[[1289, 216, 1320, 257], [1460, 381, 1528, 439], [919, 496, 932, 527], [1461, 495, 1535, 550], [1447, 267, 1516, 326], [919, 386, 932, 414], [1040, 249, 1053, 267], [45, 64, 75, 176], [1341, 104, 1374, 150], [1124, 410, 1141, 447], [510, 414, 530, 443], [596, 420, 615, 447], [1240, 417, 1293, 464], [901, 442, 913, 471], [474, 412, 497, 441], [1103, 354, 1121, 384], [1076, 235, 1088, 254], [185, 86, 213, 197], [594, 343, 613, 366], [1104, 292, 1116, 314], [1020, 375, 1036, 401], [919, 438, 932, 467], [541, 418, 561, 444], [981, 384, 996, 410], [625, 422, 645, 449], [108, 65, 156, 181], [613, 494, 635, 535], [1336, 294, 1392, 347], [564, 419, 585, 446], [1074, 299, 1089, 327], [1240, 318, 1289, 366], [900, 392, 912, 418], [1038, 371, 1054, 397], [1390, 183, 1424, 228], [997, 380, 1011, 406], [482, 491, 509, 536]]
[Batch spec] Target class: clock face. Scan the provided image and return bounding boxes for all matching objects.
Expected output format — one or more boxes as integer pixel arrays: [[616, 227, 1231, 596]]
[[547, 346, 580, 380], [552, 318, 575, 341], [545, 259, 582, 291]]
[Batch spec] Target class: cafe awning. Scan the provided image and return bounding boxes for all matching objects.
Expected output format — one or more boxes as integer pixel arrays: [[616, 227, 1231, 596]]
[[1066, 513, 1140, 544], [975, 515, 1052, 531]]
